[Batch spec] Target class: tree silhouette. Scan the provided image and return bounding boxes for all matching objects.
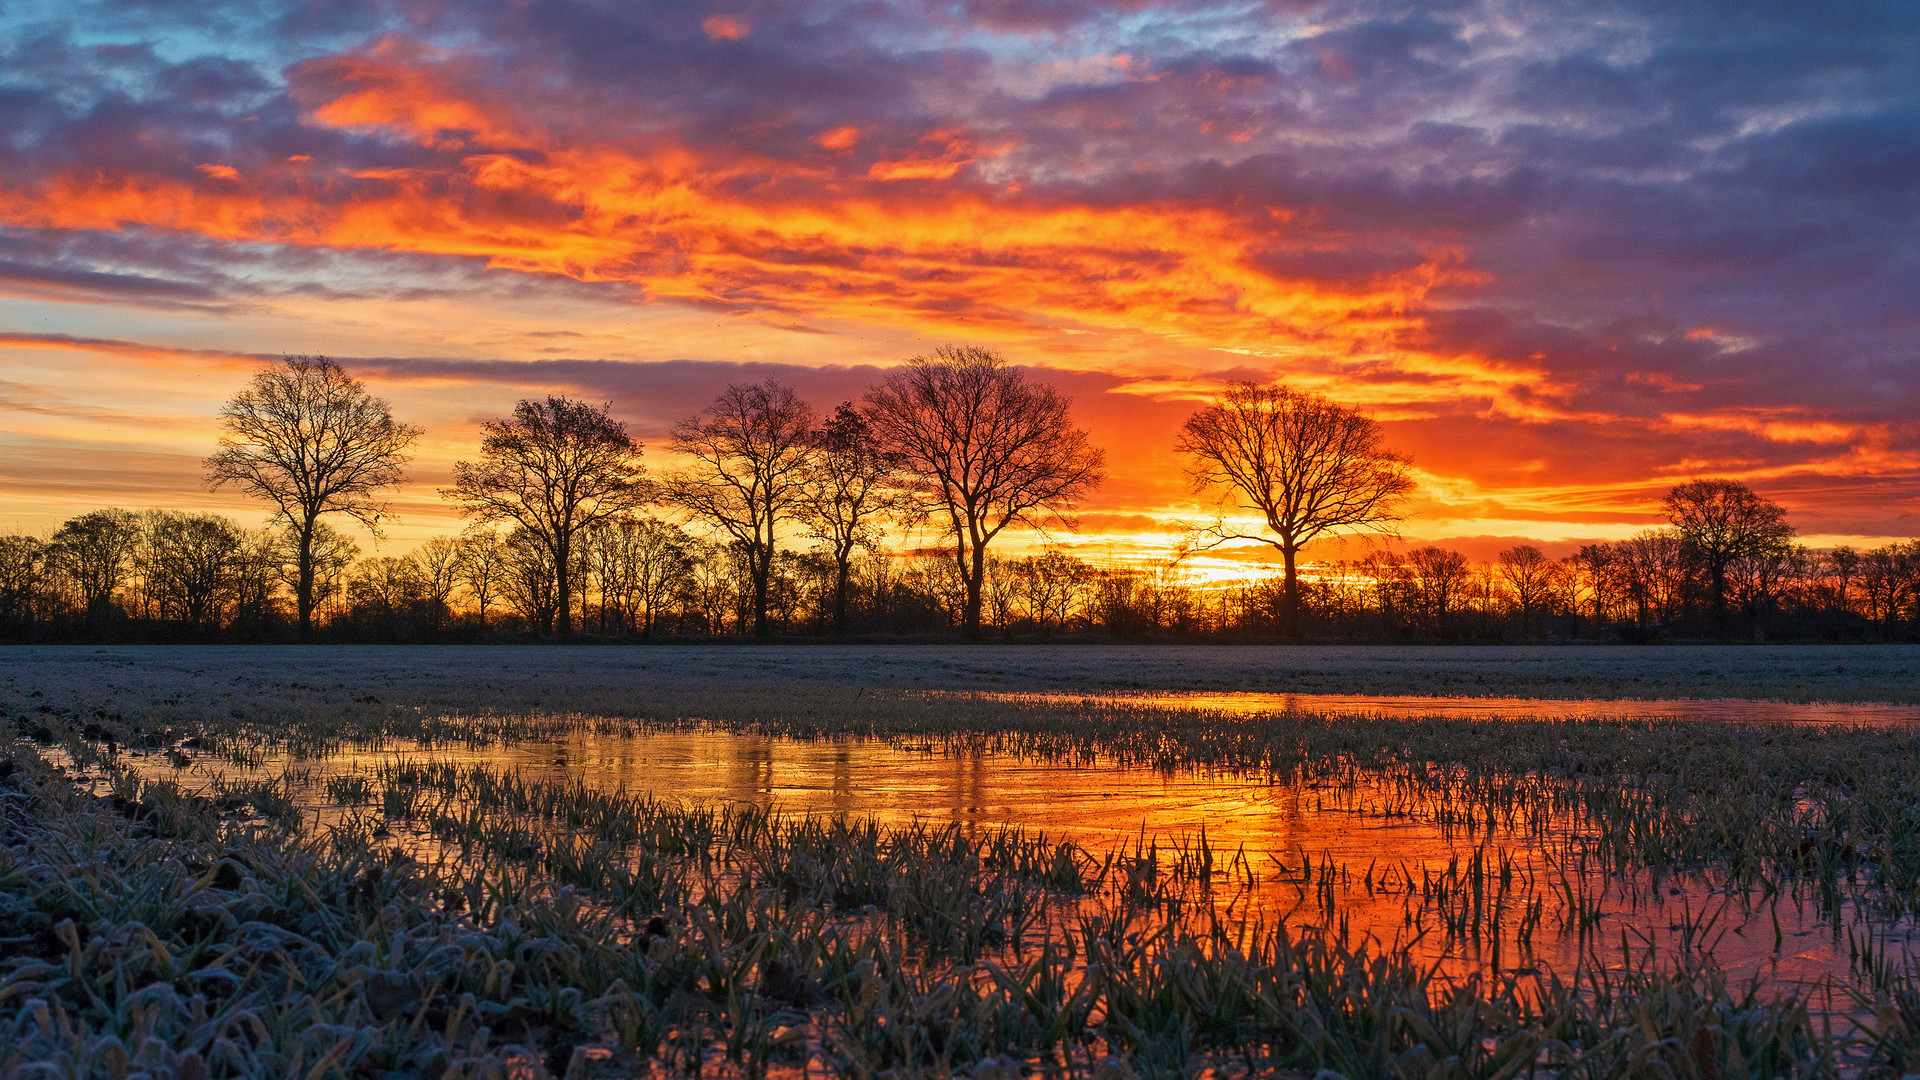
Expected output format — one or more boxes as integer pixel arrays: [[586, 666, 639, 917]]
[[144, 511, 246, 629], [49, 508, 143, 621], [204, 356, 419, 637], [1177, 382, 1412, 628], [445, 397, 650, 639], [584, 516, 694, 636], [273, 521, 359, 626], [1010, 548, 1095, 635], [663, 380, 816, 637], [1663, 479, 1794, 631], [414, 536, 463, 631], [1497, 544, 1562, 634], [0, 536, 44, 628], [1406, 545, 1470, 635], [796, 403, 911, 634], [864, 346, 1105, 641], [454, 530, 509, 629]]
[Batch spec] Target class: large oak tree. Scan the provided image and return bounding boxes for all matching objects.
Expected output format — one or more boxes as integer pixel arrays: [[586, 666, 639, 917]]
[[444, 397, 650, 638], [1663, 478, 1794, 630], [1177, 382, 1413, 627], [864, 346, 1105, 641], [663, 380, 816, 637], [796, 403, 912, 634], [204, 356, 419, 636]]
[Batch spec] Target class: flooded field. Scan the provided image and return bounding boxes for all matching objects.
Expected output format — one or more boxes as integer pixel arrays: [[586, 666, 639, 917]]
[[13, 646, 1920, 1077], [11, 641, 1920, 714], [981, 689, 1920, 726], [92, 713, 1920, 998]]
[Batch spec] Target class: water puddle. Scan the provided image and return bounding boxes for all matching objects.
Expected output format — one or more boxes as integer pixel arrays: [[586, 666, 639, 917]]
[[91, 724, 1920, 996], [974, 689, 1920, 726]]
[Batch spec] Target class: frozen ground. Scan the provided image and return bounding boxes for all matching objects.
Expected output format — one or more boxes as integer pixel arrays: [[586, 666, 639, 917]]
[[3, 642, 1919, 711]]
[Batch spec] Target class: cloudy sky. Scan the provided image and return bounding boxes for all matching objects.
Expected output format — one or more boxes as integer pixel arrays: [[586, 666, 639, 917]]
[[1, 0, 1915, 566]]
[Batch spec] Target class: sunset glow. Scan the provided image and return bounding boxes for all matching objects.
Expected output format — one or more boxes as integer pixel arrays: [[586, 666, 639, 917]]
[[2, 0, 1916, 564]]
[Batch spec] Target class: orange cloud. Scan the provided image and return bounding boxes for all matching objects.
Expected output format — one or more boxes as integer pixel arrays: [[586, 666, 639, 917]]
[[291, 37, 535, 149], [867, 128, 988, 180], [702, 15, 749, 40], [1659, 410, 1870, 446], [0, 44, 1484, 389], [0, 332, 268, 370], [814, 126, 861, 152]]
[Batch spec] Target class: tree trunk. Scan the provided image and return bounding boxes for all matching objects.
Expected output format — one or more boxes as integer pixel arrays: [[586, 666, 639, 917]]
[[831, 552, 852, 634], [295, 514, 317, 640], [962, 542, 986, 642], [1709, 560, 1728, 638], [752, 542, 773, 637], [1281, 543, 1302, 635], [555, 533, 573, 640]]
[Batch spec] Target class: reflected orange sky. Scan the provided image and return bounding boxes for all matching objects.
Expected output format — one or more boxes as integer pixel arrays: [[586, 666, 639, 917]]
[[1, 1, 1916, 565]]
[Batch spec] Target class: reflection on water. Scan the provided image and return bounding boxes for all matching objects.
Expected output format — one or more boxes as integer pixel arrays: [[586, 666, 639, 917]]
[[104, 722, 1920, 996], [490, 731, 1308, 840], [975, 689, 1920, 726]]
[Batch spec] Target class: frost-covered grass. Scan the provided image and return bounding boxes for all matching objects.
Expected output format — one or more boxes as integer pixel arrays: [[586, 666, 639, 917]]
[[8, 646, 1920, 1077], [6, 643, 1920, 715], [7, 744, 1910, 1079]]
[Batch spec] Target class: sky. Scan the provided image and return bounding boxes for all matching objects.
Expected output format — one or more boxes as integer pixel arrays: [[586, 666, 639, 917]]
[[0, 0, 1916, 571]]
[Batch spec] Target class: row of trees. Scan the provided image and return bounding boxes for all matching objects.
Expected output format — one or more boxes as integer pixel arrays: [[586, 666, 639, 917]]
[[6, 505, 1920, 641], [203, 348, 1104, 641], [0, 509, 284, 634], [9, 348, 1890, 642]]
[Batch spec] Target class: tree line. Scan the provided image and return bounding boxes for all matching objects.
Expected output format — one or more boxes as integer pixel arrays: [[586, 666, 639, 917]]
[[4, 501, 1917, 642], [5, 350, 1914, 643]]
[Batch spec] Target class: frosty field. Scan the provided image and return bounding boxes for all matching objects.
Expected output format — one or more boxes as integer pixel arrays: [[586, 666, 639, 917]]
[[6, 644, 1920, 1078], [9, 642, 1920, 709]]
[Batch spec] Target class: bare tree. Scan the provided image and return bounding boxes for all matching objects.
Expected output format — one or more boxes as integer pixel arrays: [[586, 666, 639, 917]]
[[1818, 546, 1861, 618], [1359, 550, 1410, 628], [1618, 528, 1689, 628], [663, 380, 815, 637], [49, 508, 144, 619], [414, 536, 463, 631], [627, 521, 695, 635], [228, 529, 284, 632], [1405, 545, 1470, 635], [678, 540, 739, 634], [1569, 543, 1621, 626], [902, 547, 969, 629], [443, 397, 650, 639], [1860, 542, 1920, 632], [274, 520, 360, 627], [1663, 479, 1794, 629], [0, 535, 47, 627], [864, 346, 1105, 641], [204, 356, 420, 637], [455, 530, 509, 629], [1176, 382, 1413, 627], [1728, 541, 1807, 629], [499, 527, 561, 634], [347, 555, 430, 633], [145, 511, 247, 629], [796, 403, 911, 633], [1010, 548, 1094, 634], [585, 515, 693, 635], [1498, 544, 1563, 634], [985, 553, 1019, 629]]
